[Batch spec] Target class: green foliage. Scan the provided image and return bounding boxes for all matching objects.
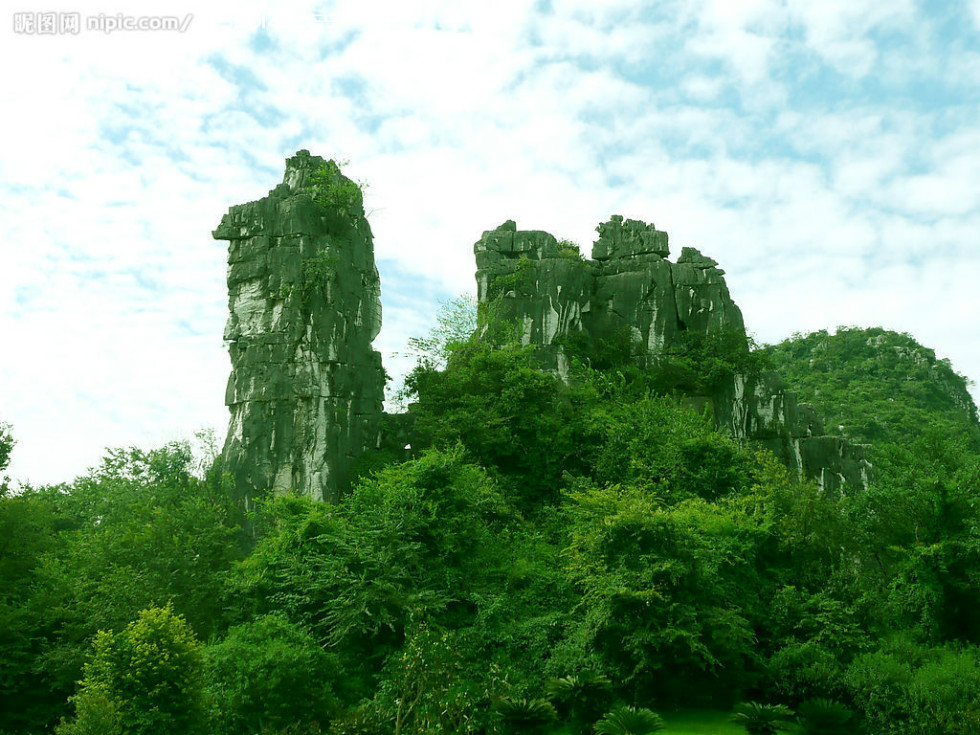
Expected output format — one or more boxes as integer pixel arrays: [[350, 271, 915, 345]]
[[649, 328, 771, 396], [544, 673, 613, 733], [58, 605, 206, 735], [0, 443, 243, 731], [404, 294, 478, 373], [765, 327, 979, 446], [406, 340, 596, 506], [846, 426, 980, 642], [594, 704, 666, 735], [560, 482, 760, 699], [0, 485, 67, 731], [729, 702, 795, 735], [557, 238, 585, 261], [487, 255, 538, 301], [301, 250, 340, 309], [228, 448, 516, 699], [9, 314, 980, 733], [794, 698, 853, 735], [205, 615, 340, 734], [375, 622, 490, 735], [309, 160, 366, 227], [592, 396, 754, 503], [845, 640, 980, 735], [491, 696, 557, 735], [0, 421, 13, 476], [54, 688, 123, 735]]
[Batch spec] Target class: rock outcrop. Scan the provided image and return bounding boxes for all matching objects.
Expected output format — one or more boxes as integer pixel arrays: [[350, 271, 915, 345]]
[[475, 217, 744, 378], [213, 150, 384, 505], [474, 217, 870, 492]]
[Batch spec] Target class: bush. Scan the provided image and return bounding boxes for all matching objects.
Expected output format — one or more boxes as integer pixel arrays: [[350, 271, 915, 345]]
[[545, 673, 613, 734], [58, 605, 206, 735], [206, 615, 340, 734], [594, 705, 665, 735], [795, 698, 854, 735], [730, 702, 795, 735], [491, 696, 557, 735]]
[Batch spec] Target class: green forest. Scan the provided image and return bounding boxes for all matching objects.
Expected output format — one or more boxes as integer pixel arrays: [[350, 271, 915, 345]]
[[2, 321, 980, 735]]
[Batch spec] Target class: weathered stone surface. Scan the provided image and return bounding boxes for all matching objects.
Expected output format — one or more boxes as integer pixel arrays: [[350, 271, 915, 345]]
[[474, 216, 870, 491], [475, 216, 744, 368], [592, 215, 669, 260], [214, 150, 384, 505]]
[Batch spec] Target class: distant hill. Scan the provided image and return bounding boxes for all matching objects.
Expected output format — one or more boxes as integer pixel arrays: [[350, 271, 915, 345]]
[[764, 326, 979, 448]]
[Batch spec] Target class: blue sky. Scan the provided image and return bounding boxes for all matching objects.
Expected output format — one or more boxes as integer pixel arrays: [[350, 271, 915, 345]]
[[2, 0, 979, 484]]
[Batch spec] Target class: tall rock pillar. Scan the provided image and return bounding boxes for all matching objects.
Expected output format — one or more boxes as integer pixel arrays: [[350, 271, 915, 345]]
[[213, 150, 384, 504]]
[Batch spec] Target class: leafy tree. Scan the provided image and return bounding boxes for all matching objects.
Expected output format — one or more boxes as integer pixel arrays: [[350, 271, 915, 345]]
[[844, 639, 980, 734], [0, 484, 68, 732], [846, 427, 980, 643], [16, 443, 243, 725], [650, 328, 771, 396], [57, 605, 207, 735], [229, 448, 517, 697], [309, 159, 367, 228], [407, 340, 597, 506], [206, 615, 340, 734], [374, 622, 489, 735], [403, 294, 478, 373], [559, 481, 759, 700], [590, 395, 755, 503], [0, 421, 13, 476]]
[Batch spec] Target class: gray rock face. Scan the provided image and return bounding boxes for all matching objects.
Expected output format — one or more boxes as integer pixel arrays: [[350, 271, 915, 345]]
[[213, 150, 384, 505], [475, 217, 870, 492], [475, 216, 745, 375]]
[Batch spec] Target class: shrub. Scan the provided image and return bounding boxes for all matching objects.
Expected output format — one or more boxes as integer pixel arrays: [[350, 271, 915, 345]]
[[206, 615, 340, 734], [730, 702, 795, 735], [545, 673, 613, 733], [58, 605, 206, 735], [491, 696, 557, 735], [795, 698, 854, 735], [594, 704, 666, 735]]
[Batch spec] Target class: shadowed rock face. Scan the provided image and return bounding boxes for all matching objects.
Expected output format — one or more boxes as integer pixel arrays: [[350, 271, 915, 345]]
[[213, 150, 384, 505], [475, 217, 870, 492], [474, 216, 745, 378]]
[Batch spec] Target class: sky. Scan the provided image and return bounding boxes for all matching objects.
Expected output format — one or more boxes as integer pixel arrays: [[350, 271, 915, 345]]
[[1, 0, 978, 485]]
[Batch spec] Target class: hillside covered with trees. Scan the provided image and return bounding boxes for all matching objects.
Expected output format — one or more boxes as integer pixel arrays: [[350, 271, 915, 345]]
[[2, 322, 980, 735]]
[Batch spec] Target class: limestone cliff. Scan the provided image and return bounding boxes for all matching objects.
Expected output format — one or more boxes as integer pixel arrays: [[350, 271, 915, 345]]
[[213, 150, 384, 505], [474, 217, 870, 492]]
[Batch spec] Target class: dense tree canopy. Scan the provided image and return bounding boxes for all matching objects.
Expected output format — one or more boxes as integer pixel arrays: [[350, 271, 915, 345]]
[[2, 324, 980, 734]]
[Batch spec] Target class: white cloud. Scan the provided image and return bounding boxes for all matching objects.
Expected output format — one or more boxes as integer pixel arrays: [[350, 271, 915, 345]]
[[1, 0, 978, 483]]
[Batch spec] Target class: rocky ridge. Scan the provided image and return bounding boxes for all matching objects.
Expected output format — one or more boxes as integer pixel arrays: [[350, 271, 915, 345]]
[[474, 217, 870, 492], [213, 150, 868, 502]]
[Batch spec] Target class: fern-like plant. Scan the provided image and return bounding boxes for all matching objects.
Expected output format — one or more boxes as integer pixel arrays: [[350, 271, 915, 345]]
[[593, 704, 666, 735], [490, 696, 557, 735], [795, 698, 853, 735], [545, 673, 613, 734], [730, 701, 795, 735]]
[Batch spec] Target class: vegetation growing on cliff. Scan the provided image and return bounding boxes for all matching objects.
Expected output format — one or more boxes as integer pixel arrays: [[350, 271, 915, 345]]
[[1, 324, 979, 734], [765, 326, 978, 447]]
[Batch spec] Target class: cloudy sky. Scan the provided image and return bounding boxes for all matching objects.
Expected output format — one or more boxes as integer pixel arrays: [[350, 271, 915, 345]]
[[2, 0, 978, 485]]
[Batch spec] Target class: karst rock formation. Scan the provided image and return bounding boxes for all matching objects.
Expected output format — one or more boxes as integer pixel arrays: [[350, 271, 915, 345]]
[[213, 150, 384, 505], [475, 217, 870, 493], [215, 151, 868, 503]]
